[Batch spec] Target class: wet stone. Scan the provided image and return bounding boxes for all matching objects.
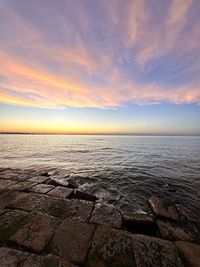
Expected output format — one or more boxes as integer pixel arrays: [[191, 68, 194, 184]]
[[123, 212, 158, 236], [86, 225, 135, 267], [9, 181, 38, 191], [9, 193, 94, 222], [72, 190, 97, 202], [30, 184, 55, 194], [10, 213, 60, 253], [133, 234, 184, 267], [28, 176, 50, 183], [175, 241, 200, 267], [0, 179, 19, 190], [0, 209, 32, 241], [90, 203, 122, 229], [157, 220, 193, 242], [149, 196, 179, 220], [47, 186, 73, 198], [51, 219, 95, 265]]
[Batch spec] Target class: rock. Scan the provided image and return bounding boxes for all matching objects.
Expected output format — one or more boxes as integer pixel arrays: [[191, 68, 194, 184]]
[[9, 181, 38, 191], [43, 254, 79, 267], [72, 190, 97, 202], [51, 219, 95, 265], [28, 176, 50, 183], [149, 196, 178, 220], [123, 212, 158, 236], [0, 247, 29, 266], [67, 179, 79, 189], [157, 220, 193, 242], [41, 172, 51, 177], [86, 225, 135, 267], [0, 190, 28, 210], [47, 186, 73, 198], [90, 203, 122, 229], [48, 178, 69, 187], [0, 179, 19, 190], [9, 193, 94, 222], [133, 234, 184, 267], [30, 184, 55, 194], [10, 213, 60, 253], [0, 210, 32, 241], [175, 241, 200, 267]]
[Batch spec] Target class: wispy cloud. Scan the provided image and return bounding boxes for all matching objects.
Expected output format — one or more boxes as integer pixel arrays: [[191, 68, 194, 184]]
[[0, 0, 199, 109]]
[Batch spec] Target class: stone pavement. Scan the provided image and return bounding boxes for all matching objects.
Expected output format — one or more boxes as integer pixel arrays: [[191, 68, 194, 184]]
[[0, 167, 199, 267]]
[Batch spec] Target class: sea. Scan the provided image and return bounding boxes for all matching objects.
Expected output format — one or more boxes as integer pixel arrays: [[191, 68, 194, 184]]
[[0, 134, 200, 218]]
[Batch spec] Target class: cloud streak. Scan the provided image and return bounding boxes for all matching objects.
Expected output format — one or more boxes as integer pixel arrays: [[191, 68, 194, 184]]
[[0, 0, 199, 109]]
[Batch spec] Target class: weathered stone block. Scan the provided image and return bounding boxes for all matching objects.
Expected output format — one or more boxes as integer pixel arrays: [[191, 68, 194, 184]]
[[43, 254, 79, 267], [86, 225, 136, 267], [9, 181, 38, 191], [0, 190, 28, 209], [28, 176, 49, 183], [157, 220, 193, 242], [149, 196, 178, 220], [72, 190, 97, 202], [47, 186, 73, 198], [175, 241, 200, 267], [90, 203, 122, 228], [51, 219, 95, 265], [123, 212, 158, 236], [0, 247, 29, 266], [9, 193, 94, 221], [30, 184, 55, 194], [133, 234, 184, 267], [0, 210, 32, 241], [10, 213, 60, 253], [0, 179, 19, 190]]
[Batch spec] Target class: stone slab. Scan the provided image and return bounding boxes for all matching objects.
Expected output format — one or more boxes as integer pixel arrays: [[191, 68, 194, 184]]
[[10, 213, 60, 253], [86, 225, 135, 267], [90, 203, 122, 229], [149, 196, 178, 220], [47, 186, 73, 198], [0, 179, 19, 190], [30, 184, 55, 194], [0, 210, 32, 241], [175, 241, 200, 267], [72, 190, 97, 202], [28, 176, 49, 183], [0, 190, 28, 209], [51, 219, 95, 265], [9, 193, 94, 221], [133, 234, 184, 267], [157, 220, 193, 242], [123, 212, 158, 236], [43, 254, 79, 267], [9, 181, 38, 191]]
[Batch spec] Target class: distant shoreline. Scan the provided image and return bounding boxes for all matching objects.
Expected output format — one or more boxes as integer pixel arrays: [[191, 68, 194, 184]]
[[0, 132, 199, 137]]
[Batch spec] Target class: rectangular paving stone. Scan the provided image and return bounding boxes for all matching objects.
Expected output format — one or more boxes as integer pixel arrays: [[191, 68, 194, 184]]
[[175, 241, 200, 267], [47, 186, 73, 198], [0, 190, 28, 210], [51, 219, 95, 265], [133, 234, 184, 267], [86, 225, 136, 267], [30, 184, 55, 194], [0, 179, 19, 190], [0, 210, 32, 241], [28, 176, 50, 183], [9, 181, 38, 191], [90, 203, 122, 229], [10, 213, 60, 253], [9, 193, 94, 222]]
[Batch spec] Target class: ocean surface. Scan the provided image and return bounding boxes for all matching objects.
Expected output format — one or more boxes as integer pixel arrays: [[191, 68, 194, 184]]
[[0, 134, 200, 218]]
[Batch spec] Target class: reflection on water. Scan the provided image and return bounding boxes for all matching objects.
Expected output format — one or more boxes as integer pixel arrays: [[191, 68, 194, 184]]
[[0, 134, 200, 217]]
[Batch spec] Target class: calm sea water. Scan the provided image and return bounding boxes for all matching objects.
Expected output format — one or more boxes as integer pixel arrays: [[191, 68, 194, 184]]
[[0, 134, 200, 217]]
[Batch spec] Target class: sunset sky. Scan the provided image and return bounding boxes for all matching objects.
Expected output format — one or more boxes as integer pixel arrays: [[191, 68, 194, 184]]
[[0, 0, 200, 135]]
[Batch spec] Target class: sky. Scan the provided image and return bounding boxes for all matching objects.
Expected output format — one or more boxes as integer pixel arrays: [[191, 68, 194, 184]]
[[0, 0, 200, 135]]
